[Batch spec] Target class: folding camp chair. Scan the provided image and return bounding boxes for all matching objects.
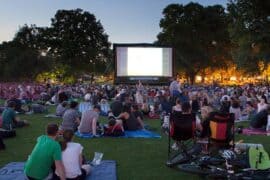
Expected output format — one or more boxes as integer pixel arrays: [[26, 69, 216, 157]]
[[207, 112, 235, 153], [166, 111, 198, 167]]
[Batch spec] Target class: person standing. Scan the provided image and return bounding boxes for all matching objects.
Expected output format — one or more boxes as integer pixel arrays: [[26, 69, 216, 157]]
[[169, 77, 181, 98], [24, 123, 65, 180]]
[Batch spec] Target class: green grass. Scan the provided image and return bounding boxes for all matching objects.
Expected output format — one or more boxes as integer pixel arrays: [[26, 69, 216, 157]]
[[1, 105, 270, 180]]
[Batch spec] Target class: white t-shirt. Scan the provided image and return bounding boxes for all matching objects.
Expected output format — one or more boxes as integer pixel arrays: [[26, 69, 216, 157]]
[[172, 105, 182, 112], [257, 103, 268, 113], [62, 142, 83, 178], [229, 107, 241, 121]]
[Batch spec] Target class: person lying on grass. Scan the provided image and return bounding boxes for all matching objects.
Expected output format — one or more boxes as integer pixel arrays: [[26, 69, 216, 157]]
[[24, 123, 65, 180]]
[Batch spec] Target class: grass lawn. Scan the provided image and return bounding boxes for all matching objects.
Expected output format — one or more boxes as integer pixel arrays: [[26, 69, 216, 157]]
[[1, 103, 270, 180]]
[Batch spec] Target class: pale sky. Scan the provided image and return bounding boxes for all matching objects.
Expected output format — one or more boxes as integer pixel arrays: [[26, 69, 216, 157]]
[[0, 0, 227, 44]]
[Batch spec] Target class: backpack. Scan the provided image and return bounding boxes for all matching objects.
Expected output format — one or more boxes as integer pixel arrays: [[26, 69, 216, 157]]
[[248, 146, 270, 170]]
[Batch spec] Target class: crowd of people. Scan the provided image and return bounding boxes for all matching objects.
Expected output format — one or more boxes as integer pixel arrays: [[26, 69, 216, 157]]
[[2, 80, 270, 178], [1, 80, 270, 134]]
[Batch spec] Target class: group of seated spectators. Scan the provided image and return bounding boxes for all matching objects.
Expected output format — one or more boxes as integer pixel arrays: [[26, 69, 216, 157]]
[[3, 80, 270, 178], [58, 99, 144, 137], [2, 81, 270, 148]]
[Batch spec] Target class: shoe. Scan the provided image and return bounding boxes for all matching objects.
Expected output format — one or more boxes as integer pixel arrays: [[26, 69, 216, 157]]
[[171, 143, 179, 151], [93, 134, 101, 138], [25, 111, 34, 115], [24, 120, 30, 126]]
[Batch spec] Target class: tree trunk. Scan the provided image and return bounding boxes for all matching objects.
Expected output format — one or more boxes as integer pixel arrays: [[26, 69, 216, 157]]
[[190, 75, 195, 85]]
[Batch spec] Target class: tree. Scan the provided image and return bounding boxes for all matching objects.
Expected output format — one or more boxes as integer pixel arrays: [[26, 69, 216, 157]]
[[46, 9, 111, 75], [0, 41, 52, 80], [0, 9, 111, 81], [13, 24, 41, 49], [157, 3, 231, 83], [227, 0, 270, 75]]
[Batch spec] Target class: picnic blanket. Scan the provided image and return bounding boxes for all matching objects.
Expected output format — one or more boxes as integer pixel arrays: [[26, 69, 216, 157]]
[[124, 129, 161, 138], [0, 160, 117, 180], [75, 129, 161, 139], [44, 114, 62, 118], [87, 160, 117, 180], [242, 128, 269, 135]]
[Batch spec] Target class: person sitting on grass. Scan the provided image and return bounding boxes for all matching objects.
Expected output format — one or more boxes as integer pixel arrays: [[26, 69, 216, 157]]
[[1, 101, 29, 132], [229, 99, 241, 121], [250, 105, 270, 130], [257, 95, 268, 113], [104, 116, 124, 136], [99, 98, 110, 116], [6, 97, 25, 113], [55, 129, 91, 179], [140, 97, 150, 115], [24, 123, 65, 180], [241, 101, 256, 121], [131, 104, 144, 129], [78, 105, 101, 137], [60, 101, 80, 132], [110, 96, 123, 117], [78, 93, 92, 114], [55, 101, 68, 117], [118, 104, 141, 131]]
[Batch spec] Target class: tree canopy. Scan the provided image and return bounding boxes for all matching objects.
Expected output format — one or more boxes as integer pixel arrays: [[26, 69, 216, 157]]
[[47, 9, 111, 74], [156, 3, 231, 83], [227, 0, 270, 74], [0, 9, 111, 81]]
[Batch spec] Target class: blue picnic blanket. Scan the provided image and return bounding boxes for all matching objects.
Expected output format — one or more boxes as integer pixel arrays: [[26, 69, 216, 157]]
[[75, 129, 161, 139], [0, 160, 117, 180]]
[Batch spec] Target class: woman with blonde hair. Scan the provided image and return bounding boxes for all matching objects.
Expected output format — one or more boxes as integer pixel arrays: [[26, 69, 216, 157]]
[[197, 106, 213, 138], [172, 98, 182, 113]]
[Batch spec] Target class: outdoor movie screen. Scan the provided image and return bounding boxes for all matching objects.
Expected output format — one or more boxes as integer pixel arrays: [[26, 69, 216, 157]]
[[116, 45, 173, 77]]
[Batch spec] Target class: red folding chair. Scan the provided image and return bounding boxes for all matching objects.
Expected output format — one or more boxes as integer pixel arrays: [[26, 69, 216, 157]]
[[167, 112, 197, 167], [208, 112, 235, 152]]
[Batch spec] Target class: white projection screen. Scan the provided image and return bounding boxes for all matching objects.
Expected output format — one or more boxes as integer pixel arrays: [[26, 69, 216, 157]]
[[116, 45, 173, 77]]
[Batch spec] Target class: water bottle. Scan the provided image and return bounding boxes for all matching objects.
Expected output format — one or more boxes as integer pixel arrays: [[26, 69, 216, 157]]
[[92, 152, 103, 166], [196, 114, 201, 125], [163, 115, 169, 128], [267, 115, 270, 130], [267, 115, 270, 136]]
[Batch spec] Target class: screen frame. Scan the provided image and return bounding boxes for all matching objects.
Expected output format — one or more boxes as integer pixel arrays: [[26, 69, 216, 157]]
[[113, 43, 175, 84]]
